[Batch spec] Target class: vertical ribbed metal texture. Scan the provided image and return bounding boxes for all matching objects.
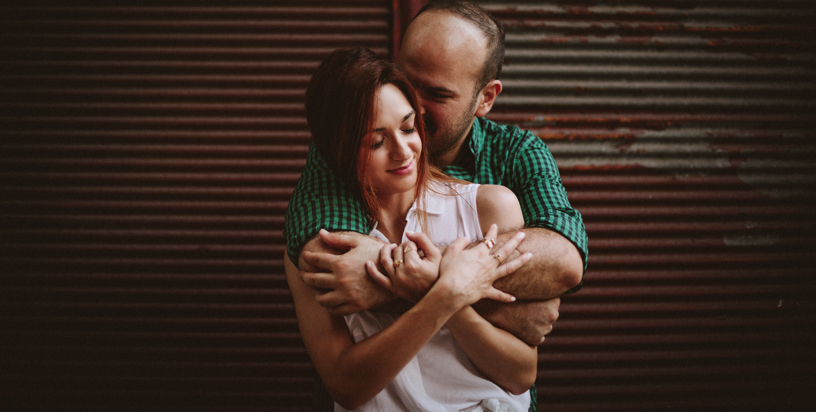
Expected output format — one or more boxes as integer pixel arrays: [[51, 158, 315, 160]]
[[478, 1, 816, 410], [0, 2, 390, 411]]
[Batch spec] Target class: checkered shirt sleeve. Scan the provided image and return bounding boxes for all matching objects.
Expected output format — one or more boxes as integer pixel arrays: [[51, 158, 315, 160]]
[[284, 144, 369, 265], [510, 132, 589, 272], [473, 119, 588, 292]]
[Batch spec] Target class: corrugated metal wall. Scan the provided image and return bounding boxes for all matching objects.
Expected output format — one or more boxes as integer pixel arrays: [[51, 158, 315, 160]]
[[478, 1, 816, 411], [0, 2, 390, 411], [2, 1, 815, 411]]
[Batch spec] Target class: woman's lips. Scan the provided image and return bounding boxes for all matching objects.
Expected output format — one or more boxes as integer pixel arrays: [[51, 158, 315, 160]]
[[388, 159, 415, 175]]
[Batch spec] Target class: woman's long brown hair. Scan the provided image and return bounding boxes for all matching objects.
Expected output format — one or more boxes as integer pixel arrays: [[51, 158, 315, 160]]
[[305, 48, 434, 224]]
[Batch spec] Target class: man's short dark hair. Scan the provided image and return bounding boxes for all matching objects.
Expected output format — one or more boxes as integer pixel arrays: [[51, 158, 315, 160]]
[[415, 0, 505, 93]]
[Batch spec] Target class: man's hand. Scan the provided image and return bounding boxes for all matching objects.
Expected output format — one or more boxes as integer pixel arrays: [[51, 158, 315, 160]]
[[298, 230, 395, 316], [473, 297, 561, 346]]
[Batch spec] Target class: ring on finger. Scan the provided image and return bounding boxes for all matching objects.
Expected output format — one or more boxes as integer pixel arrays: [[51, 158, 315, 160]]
[[483, 238, 496, 249], [394, 259, 403, 267], [492, 253, 503, 263], [404, 247, 414, 254]]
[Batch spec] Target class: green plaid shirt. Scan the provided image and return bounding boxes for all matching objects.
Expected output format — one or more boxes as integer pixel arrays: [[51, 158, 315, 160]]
[[285, 117, 588, 290]]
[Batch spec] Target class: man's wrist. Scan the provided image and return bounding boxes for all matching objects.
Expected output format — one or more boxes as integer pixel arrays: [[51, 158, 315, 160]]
[[371, 297, 412, 313], [471, 299, 508, 331]]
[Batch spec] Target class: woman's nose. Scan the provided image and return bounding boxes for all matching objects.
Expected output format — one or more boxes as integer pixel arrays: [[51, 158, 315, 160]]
[[391, 135, 412, 159]]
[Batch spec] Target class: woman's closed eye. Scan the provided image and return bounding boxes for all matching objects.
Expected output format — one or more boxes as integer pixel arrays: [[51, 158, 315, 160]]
[[401, 112, 417, 134]]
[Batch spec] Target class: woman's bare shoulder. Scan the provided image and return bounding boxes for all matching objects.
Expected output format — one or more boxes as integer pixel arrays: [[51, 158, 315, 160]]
[[476, 185, 523, 233]]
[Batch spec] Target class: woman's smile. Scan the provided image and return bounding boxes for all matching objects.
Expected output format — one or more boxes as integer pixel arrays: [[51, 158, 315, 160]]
[[388, 159, 415, 175]]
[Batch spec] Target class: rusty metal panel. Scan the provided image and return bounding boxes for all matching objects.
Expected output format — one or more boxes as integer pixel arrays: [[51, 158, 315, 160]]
[[478, 0, 816, 410], [0, 2, 390, 411]]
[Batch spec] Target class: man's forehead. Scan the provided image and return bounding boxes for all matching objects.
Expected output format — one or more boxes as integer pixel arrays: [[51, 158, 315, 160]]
[[398, 11, 486, 91], [400, 61, 457, 94], [400, 63, 444, 88], [402, 10, 488, 51]]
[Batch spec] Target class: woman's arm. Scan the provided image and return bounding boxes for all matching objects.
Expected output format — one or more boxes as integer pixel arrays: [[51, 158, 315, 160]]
[[286, 253, 454, 409], [446, 307, 538, 394], [444, 184, 538, 393], [285, 224, 530, 409]]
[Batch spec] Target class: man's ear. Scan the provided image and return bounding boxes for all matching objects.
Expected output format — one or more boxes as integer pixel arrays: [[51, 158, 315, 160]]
[[475, 79, 502, 118]]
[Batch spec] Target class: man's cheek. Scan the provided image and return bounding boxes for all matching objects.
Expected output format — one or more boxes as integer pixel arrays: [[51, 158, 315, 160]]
[[422, 114, 436, 132]]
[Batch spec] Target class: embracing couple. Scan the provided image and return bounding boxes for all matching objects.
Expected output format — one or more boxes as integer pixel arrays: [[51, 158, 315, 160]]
[[284, 1, 588, 411]]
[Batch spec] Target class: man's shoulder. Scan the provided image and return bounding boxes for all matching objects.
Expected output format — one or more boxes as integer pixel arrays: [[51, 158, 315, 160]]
[[477, 117, 547, 154]]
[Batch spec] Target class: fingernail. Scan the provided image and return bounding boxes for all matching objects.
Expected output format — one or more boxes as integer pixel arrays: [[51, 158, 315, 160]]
[[406, 231, 414, 235], [524, 252, 533, 259]]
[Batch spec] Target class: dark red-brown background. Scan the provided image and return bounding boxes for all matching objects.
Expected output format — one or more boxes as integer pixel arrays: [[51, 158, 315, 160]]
[[2, 1, 814, 411]]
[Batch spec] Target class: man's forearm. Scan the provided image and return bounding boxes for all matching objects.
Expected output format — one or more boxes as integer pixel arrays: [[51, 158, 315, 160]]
[[489, 227, 583, 300], [472, 298, 561, 347]]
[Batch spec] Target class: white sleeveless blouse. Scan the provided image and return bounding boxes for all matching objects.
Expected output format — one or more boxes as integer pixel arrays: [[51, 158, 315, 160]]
[[337, 182, 530, 412]]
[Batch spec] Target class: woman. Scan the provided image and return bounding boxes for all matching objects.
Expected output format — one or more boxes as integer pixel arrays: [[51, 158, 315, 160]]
[[286, 48, 537, 411]]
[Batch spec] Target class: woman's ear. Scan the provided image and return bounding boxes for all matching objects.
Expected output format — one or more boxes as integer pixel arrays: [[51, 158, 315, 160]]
[[475, 80, 502, 118]]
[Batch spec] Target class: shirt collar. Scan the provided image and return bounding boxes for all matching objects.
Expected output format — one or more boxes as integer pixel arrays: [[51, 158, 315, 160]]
[[454, 117, 485, 167], [407, 181, 448, 216], [469, 117, 486, 154]]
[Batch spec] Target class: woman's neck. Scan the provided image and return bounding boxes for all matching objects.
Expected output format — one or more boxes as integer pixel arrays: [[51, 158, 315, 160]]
[[374, 188, 417, 244]]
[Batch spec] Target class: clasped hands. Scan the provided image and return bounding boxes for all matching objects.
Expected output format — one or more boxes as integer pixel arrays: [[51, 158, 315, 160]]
[[364, 229, 440, 303], [365, 224, 529, 305], [299, 224, 525, 310], [298, 226, 560, 346]]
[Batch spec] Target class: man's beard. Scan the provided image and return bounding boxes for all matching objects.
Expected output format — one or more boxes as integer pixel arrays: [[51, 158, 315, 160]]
[[426, 95, 479, 162]]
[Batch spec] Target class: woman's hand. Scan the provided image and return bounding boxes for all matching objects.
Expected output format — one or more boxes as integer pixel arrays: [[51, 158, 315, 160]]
[[365, 231, 441, 302], [436, 224, 532, 309]]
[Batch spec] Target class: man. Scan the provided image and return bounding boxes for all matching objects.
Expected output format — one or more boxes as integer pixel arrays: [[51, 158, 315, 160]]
[[285, 3, 586, 405], [286, 0, 586, 346]]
